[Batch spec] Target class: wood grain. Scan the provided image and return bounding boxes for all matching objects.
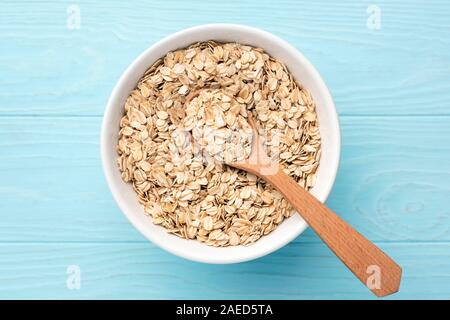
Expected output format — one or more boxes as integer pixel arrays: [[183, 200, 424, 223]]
[[1, 0, 449, 115]]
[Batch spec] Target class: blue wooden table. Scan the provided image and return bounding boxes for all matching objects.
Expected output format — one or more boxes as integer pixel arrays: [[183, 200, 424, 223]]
[[1, 0, 449, 299]]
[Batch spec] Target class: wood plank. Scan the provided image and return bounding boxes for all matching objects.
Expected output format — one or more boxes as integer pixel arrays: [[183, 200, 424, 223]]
[[0, 116, 143, 242], [329, 116, 450, 241], [1, 0, 449, 115], [0, 242, 448, 299], [0, 116, 449, 242]]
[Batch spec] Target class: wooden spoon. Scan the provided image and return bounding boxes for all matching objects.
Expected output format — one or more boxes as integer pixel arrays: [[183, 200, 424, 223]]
[[228, 114, 402, 297]]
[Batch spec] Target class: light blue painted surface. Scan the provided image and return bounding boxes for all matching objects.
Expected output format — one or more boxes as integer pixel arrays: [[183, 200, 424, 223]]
[[0, 0, 449, 299]]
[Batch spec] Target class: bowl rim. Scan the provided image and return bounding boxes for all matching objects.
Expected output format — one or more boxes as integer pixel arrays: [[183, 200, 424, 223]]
[[101, 23, 341, 264]]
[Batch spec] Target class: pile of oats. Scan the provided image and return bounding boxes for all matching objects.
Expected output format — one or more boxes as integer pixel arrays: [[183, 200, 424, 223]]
[[117, 41, 321, 247]]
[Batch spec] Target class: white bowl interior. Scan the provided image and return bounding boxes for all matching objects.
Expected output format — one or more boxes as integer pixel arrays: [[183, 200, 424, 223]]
[[101, 24, 340, 264]]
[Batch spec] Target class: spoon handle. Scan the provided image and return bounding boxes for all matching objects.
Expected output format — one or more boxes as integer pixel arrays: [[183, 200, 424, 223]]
[[263, 169, 402, 297]]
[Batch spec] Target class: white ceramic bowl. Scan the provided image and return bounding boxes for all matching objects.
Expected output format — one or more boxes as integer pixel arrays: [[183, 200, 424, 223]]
[[101, 24, 340, 264]]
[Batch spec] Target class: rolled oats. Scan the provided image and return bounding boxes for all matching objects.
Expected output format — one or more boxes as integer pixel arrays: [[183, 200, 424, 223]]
[[117, 41, 321, 247]]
